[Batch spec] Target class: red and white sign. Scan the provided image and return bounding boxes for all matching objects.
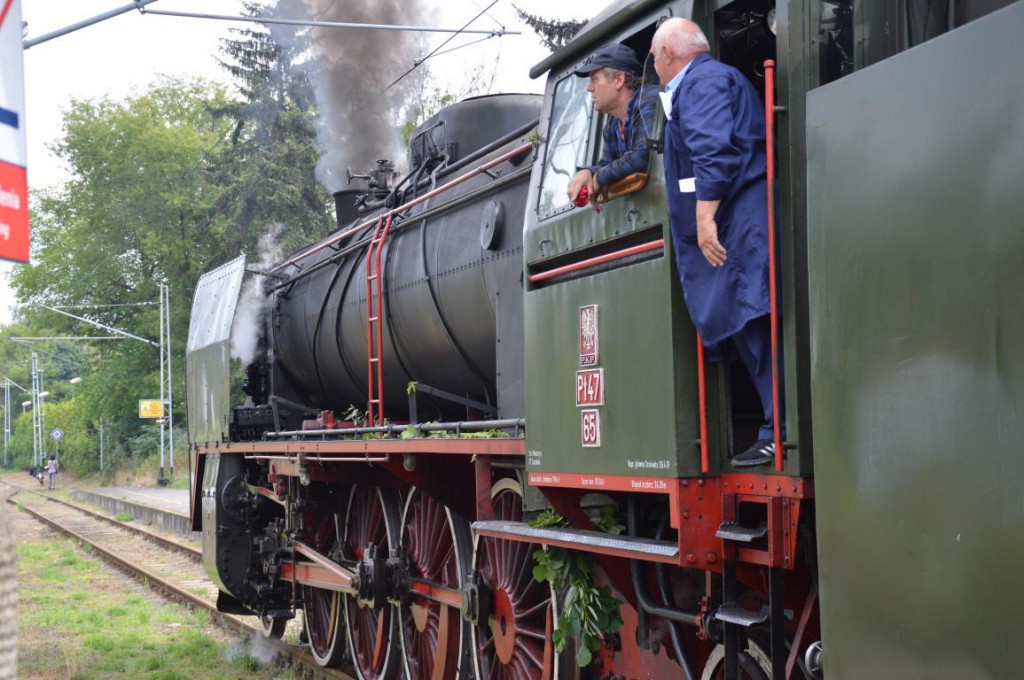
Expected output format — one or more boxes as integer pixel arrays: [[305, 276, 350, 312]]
[[0, 0, 29, 263], [579, 304, 599, 366], [576, 368, 604, 407], [581, 408, 601, 448]]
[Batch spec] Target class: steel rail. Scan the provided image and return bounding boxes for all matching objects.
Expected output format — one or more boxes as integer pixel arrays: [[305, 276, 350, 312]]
[[5, 488, 353, 680], [0, 482, 198, 554], [8, 485, 202, 559]]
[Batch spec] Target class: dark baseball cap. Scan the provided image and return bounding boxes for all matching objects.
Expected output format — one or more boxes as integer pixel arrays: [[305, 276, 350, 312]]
[[573, 43, 642, 77]]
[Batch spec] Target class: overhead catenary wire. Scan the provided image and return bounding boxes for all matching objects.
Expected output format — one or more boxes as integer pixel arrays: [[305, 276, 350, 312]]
[[385, 0, 502, 92], [414, 34, 500, 65], [467, 0, 506, 30], [137, 7, 517, 37]]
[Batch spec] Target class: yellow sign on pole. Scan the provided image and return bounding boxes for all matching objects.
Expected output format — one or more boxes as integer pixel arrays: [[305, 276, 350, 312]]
[[139, 400, 164, 419]]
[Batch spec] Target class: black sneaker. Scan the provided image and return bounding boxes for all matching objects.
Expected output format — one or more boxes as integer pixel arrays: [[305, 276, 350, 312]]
[[731, 439, 775, 468]]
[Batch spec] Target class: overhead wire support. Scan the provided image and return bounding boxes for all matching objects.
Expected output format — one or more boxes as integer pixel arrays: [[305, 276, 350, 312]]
[[37, 304, 158, 347], [49, 302, 155, 309], [10, 336, 126, 341], [137, 8, 519, 37], [23, 0, 162, 49], [385, 0, 502, 92], [5, 339, 79, 367]]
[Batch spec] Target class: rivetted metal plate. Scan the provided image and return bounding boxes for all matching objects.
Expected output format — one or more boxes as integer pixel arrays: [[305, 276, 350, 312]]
[[807, 5, 1024, 678], [187, 255, 246, 444]]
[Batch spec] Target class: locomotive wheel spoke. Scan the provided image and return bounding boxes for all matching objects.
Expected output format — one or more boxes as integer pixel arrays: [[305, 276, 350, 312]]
[[515, 598, 549, 619], [515, 624, 547, 641], [472, 480, 560, 680], [343, 485, 402, 680], [399, 488, 472, 680]]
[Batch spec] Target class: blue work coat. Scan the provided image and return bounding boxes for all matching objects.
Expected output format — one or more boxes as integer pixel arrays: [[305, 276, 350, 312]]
[[663, 52, 771, 352]]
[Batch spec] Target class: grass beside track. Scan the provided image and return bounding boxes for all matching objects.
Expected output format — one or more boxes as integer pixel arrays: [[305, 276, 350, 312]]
[[16, 517, 298, 679]]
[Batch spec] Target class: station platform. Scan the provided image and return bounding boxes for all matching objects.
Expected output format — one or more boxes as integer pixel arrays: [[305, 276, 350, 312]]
[[72, 486, 196, 539]]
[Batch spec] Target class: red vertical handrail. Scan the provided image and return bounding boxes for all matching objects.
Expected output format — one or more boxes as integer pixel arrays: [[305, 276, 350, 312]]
[[365, 214, 393, 427], [697, 332, 709, 474], [374, 214, 394, 425], [765, 59, 783, 472]]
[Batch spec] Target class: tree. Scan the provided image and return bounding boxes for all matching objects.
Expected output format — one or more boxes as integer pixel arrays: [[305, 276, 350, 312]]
[[10, 77, 231, 455], [514, 6, 588, 51], [400, 63, 498, 146], [207, 1, 334, 257]]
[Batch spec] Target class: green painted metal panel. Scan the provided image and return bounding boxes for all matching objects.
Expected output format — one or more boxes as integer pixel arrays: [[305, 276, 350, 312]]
[[807, 4, 1024, 677], [525, 245, 707, 478]]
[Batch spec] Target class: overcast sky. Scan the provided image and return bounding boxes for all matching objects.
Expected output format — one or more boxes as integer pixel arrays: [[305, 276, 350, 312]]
[[0, 0, 599, 322]]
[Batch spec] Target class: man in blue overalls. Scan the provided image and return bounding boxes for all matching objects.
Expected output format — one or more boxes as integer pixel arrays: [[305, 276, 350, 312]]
[[651, 18, 781, 467]]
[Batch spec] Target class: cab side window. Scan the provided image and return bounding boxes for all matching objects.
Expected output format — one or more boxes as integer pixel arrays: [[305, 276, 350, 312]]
[[537, 75, 593, 219]]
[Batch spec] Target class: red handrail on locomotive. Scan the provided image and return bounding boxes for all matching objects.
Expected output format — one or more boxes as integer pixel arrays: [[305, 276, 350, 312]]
[[765, 59, 783, 472]]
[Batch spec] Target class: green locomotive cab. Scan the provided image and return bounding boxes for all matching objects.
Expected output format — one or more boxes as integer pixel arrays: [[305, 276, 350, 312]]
[[524, 1, 806, 479]]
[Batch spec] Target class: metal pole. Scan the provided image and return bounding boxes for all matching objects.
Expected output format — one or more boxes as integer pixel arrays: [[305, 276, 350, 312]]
[[99, 415, 104, 472], [158, 285, 165, 482], [138, 9, 517, 36], [3, 378, 9, 467], [23, 0, 163, 49], [164, 284, 174, 478], [31, 354, 39, 469], [38, 371, 45, 463]]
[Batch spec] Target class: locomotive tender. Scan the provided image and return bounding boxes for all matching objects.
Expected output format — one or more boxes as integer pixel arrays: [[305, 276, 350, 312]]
[[186, 1, 1024, 678]]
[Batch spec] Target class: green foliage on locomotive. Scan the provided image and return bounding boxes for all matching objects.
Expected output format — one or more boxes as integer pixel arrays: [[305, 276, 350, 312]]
[[529, 509, 624, 667]]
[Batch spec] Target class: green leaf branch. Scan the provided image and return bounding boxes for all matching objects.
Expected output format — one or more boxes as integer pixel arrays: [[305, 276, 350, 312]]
[[529, 510, 624, 667]]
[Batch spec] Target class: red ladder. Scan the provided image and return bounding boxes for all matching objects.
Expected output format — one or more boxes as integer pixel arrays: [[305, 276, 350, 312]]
[[365, 213, 395, 426]]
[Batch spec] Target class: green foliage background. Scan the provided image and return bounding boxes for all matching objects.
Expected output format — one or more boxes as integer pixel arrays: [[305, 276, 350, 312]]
[[2, 5, 331, 475], [0, 1, 507, 476]]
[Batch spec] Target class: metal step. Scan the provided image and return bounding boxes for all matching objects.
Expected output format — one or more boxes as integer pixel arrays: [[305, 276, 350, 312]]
[[716, 522, 768, 542], [472, 520, 678, 560], [715, 603, 770, 627]]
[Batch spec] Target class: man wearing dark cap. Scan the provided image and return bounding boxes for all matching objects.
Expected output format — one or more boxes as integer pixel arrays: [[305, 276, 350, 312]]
[[566, 43, 660, 211]]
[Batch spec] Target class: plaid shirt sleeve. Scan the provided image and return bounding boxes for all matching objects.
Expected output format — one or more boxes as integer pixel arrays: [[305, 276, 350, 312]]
[[590, 85, 659, 187]]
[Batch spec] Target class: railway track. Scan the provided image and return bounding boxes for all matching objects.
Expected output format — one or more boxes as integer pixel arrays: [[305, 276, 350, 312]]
[[1, 480, 353, 680]]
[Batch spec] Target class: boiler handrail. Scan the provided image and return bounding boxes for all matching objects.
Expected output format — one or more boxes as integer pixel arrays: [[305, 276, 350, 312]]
[[270, 141, 535, 274]]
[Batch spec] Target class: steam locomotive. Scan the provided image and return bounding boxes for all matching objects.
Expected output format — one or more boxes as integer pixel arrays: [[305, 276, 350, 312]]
[[186, 1, 1024, 678]]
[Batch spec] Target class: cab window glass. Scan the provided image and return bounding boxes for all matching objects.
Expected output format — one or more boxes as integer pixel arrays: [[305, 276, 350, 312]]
[[537, 75, 593, 220]]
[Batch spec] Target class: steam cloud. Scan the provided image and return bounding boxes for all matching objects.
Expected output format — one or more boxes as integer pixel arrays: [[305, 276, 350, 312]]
[[231, 225, 285, 364], [273, 0, 429, 191]]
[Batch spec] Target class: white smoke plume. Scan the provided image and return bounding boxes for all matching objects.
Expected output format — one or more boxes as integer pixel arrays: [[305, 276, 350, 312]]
[[272, 0, 429, 191], [231, 225, 285, 364]]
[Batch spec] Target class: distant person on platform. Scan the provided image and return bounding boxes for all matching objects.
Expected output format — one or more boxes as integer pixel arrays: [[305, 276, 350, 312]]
[[651, 18, 783, 467], [46, 456, 59, 490], [566, 43, 659, 211]]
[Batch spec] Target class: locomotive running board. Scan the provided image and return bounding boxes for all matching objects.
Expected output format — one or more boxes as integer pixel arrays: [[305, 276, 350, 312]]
[[472, 520, 679, 564]]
